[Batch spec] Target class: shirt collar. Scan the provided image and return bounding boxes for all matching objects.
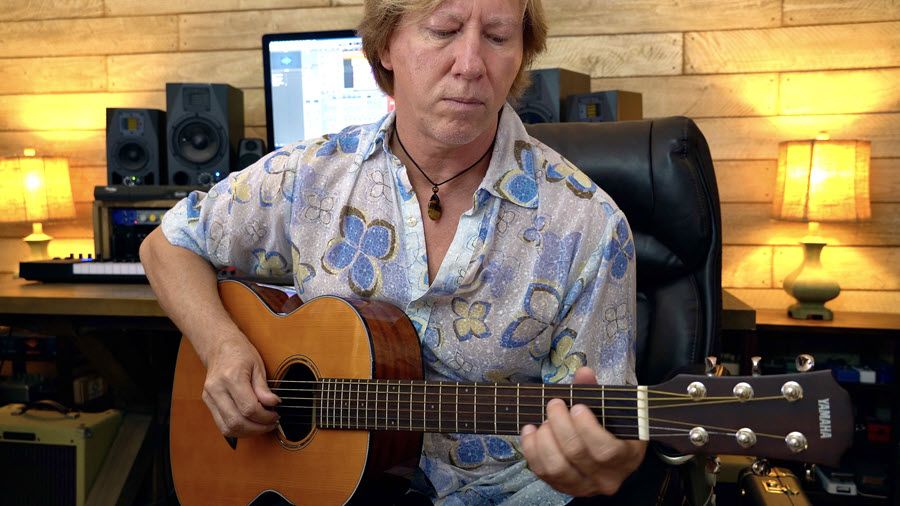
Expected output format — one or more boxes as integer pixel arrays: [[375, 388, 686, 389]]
[[360, 103, 539, 209]]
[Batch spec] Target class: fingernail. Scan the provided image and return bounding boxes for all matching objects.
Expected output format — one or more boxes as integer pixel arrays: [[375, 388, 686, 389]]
[[571, 404, 588, 417], [521, 424, 536, 436]]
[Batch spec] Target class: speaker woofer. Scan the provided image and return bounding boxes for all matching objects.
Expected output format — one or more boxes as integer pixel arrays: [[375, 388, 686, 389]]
[[173, 118, 223, 165], [116, 141, 149, 171]]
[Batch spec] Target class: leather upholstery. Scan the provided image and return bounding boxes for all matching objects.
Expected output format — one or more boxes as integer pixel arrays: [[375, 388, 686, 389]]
[[527, 117, 722, 385]]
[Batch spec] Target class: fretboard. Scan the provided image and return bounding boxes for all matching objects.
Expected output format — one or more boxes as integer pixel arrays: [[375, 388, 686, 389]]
[[310, 379, 643, 439]]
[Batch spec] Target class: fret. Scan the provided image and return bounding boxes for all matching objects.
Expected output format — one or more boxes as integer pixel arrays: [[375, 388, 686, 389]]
[[569, 384, 573, 408], [339, 379, 345, 429], [409, 380, 413, 431], [455, 382, 459, 433], [355, 379, 360, 430], [316, 380, 321, 427], [323, 379, 329, 428], [493, 384, 498, 434], [601, 385, 606, 427], [438, 383, 442, 433], [422, 382, 427, 432], [473, 383, 477, 433], [374, 381, 379, 430], [394, 381, 400, 430], [541, 384, 546, 421], [516, 384, 520, 429], [365, 379, 371, 430]]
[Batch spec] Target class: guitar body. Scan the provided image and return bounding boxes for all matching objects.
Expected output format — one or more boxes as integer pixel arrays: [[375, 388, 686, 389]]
[[170, 280, 424, 505]]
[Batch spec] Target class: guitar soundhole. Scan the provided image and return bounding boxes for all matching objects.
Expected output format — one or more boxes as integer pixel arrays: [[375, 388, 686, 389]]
[[274, 360, 316, 446]]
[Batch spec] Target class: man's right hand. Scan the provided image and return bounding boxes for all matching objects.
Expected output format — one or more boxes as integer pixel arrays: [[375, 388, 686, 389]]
[[201, 334, 282, 437]]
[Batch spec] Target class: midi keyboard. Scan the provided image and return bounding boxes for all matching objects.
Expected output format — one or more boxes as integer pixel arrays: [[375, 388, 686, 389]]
[[19, 259, 146, 284]]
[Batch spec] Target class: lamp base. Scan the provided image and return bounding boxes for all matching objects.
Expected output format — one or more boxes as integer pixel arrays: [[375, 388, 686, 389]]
[[783, 234, 840, 321], [23, 222, 52, 261], [787, 302, 834, 321]]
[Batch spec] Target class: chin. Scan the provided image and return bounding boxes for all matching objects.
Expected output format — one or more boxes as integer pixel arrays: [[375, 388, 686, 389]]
[[429, 113, 497, 146]]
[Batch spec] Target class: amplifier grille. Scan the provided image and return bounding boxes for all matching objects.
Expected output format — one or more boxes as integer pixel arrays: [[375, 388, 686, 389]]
[[0, 441, 76, 506]]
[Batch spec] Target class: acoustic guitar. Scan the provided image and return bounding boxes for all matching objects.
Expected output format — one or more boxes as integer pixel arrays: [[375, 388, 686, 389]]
[[170, 280, 852, 505]]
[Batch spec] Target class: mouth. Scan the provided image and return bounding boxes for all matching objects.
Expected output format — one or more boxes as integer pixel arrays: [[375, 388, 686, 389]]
[[445, 97, 485, 106]]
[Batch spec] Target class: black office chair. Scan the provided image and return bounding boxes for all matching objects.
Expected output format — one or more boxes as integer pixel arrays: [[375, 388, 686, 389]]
[[527, 117, 723, 504]]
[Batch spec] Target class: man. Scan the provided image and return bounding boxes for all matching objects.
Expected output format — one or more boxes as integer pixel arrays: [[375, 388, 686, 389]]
[[140, 0, 646, 503]]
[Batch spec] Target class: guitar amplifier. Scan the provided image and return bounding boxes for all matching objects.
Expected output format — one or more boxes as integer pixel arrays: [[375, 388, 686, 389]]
[[0, 403, 122, 506]]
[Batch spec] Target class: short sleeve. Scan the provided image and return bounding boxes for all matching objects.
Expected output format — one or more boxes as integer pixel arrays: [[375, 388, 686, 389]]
[[160, 147, 300, 281]]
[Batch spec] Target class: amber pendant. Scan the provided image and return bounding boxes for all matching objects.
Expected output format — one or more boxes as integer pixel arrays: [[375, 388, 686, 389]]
[[427, 190, 442, 221]]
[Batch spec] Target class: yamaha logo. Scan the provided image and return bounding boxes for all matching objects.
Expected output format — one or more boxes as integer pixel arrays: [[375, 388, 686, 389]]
[[818, 398, 832, 439]]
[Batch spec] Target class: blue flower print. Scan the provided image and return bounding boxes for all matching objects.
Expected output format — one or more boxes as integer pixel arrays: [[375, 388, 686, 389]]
[[321, 206, 397, 297], [251, 249, 289, 277], [500, 282, 561, 350], [451, 297, 492, 341], [450, 435, 521, 470], [603, 217, 634, 280], [542, 328, 586, 384], [315, 125, 362, 157], [522, 215, 546, 247], [493, 141, 539, 207], [545, 160, 598, 199], [410, 318, 443, 364], [294, 262, 315, 295], [421, 455, 456, 497]]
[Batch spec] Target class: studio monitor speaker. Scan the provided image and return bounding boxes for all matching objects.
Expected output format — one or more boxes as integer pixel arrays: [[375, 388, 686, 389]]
[[565, 90, 643, 123], [166, 83, 244, 186], [514, 68, 591, 124], [238, 138, 267, 170], [106, 108, 166, 186]]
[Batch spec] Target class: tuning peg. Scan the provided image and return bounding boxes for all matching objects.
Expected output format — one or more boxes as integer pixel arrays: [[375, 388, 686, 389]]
[[751, 356, 762, 377], [795, 354, 815, 372], [705, 356, 718, 376]]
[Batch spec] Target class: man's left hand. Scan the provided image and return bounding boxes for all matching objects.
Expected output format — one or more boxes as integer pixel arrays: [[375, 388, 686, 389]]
[[520, 367, 648, 497]]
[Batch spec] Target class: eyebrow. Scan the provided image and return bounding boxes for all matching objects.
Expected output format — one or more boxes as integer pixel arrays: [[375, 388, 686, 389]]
[[431, 12, 521, 29]]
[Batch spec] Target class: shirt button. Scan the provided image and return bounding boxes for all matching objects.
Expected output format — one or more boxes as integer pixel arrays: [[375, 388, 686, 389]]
[[407, 216, 418, 227]]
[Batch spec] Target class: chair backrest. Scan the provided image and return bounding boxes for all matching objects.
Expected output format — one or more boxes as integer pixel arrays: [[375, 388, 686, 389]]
[[527, 117, 722, 385]]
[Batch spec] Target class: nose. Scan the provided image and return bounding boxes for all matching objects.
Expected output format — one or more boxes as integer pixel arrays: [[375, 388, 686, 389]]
[[451, 27, 486, 80]]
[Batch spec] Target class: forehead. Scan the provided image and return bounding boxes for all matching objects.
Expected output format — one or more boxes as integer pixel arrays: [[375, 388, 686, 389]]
[[420, 0, 525, 23]]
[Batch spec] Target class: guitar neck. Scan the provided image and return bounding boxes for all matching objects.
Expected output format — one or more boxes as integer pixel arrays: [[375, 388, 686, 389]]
[[294, 379, 645, 439]]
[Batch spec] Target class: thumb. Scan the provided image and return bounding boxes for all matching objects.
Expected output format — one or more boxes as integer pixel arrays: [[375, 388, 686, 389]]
[[251, 362, 280, 407], [573, 366, 598, 385]]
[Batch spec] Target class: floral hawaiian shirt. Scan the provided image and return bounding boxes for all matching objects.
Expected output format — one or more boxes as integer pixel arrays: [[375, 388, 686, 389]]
[[162, 103, 637, 505]]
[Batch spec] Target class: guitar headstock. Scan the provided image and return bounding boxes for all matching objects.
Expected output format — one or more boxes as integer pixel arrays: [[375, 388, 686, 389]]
[[648, 370, 852, 466]]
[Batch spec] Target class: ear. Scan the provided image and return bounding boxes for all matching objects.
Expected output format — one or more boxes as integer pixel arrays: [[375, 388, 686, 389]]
[[379, 45, 394, 71]]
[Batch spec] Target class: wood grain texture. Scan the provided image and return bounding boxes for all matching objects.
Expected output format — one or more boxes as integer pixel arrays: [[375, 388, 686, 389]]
[[0, 16, 179, 58], [544, 0, 779, 36], [695, 113, 900, 160], [685, 21, 900, 74], [715, 160, 775, 203], [179, 6, 363, 51], [0, 130, 105, 166], [537, 33, 682, 78], [721, 203, 900, 246], [780, 68, 900, 115], [108, 51, 262, 91], [70, 166, 106, 203], [0, 0, 104, 21], [871, 158, 900, 203], [0, 56, 107, 95], [0, 92, 165, 131], [591, 74, 778, 118], [784, 0, 900, 26], [723, 246, 773, 288], [106, 0, 328, 16]]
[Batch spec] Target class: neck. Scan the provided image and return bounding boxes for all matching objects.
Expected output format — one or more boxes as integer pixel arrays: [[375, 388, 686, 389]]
[[391, 118, 499, 183]]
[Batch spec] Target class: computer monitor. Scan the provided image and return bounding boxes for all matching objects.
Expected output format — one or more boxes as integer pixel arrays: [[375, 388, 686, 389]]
[[263, 30, 392, 152]]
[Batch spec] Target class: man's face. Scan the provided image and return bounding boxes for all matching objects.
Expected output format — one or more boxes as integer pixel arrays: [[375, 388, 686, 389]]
[[380, 0, 524, 147]]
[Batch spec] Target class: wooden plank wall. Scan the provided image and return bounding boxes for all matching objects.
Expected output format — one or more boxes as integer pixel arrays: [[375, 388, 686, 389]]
[[0, 0, 898, 313]]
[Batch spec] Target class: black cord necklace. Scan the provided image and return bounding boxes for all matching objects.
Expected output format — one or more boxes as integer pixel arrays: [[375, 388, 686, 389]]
[[395, 128, 496, 221]]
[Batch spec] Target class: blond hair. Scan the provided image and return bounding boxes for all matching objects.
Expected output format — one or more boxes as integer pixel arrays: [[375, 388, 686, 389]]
[[357, 0, 547, 100]]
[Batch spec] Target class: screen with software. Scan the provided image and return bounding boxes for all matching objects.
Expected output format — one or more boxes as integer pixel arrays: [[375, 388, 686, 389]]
[[263, 30, 392, 151]]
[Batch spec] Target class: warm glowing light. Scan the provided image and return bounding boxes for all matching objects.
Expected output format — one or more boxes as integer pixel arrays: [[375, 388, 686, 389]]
[[0, 154, 75, 223], [773, 139, 871, 222], [23, 148, 36, 157], [24, 172, 43, 191]]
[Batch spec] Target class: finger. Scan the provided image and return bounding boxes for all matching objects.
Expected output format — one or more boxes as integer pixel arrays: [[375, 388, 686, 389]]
[[573, 367, 597, 385], [570, 402, 621, 463], [227, 369, 280, 425], [251, 360, 281, 407], [205, 381, 277, 436], [532, 401, 591, 492], [545, 399, 597, 476]]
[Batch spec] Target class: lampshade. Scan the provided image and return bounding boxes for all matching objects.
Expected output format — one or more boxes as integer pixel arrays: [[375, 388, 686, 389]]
[[0, 151, 76, 224], [773, 139, 871, 222]]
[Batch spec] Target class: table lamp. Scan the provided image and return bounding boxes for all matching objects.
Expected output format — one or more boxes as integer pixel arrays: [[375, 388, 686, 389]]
[[0, 149, 76, 261], [773, 137, 871, 320]]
